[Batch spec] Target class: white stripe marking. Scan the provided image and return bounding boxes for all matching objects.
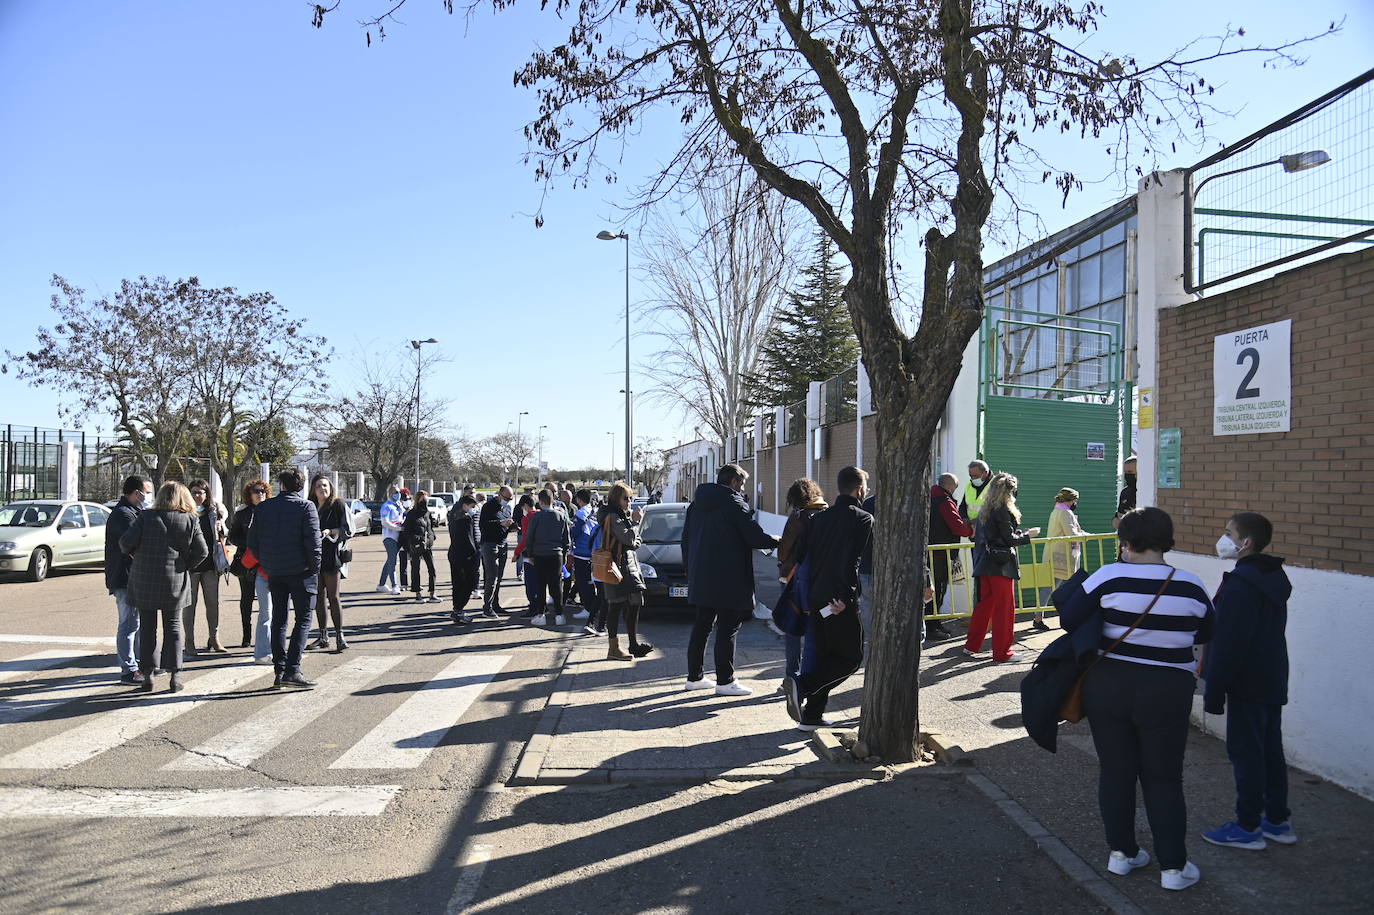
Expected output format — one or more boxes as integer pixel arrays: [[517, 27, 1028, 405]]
[[330, 653, 510, 769], [0, 634, 111, 647], [0, 786, 400, 817], [445, 843, 492, 914], [0, 668, 131, 727], [164, 655, 404, 771], [0, 649, 101, 684], [0, 663, 270, 769]]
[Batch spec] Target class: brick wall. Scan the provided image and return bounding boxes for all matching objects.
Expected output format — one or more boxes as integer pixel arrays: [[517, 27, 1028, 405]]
[[753, 447, 776, 513], [1156, 248, 1374, 575], [775, 442, 806, 508], [816, 421, 859, 499]]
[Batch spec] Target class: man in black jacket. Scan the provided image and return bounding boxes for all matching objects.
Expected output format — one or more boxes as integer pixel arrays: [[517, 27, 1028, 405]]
[[682, 463, 780, 695], [788, 465, 872, 730], [448, 494, 481, 625], [106, 474, 152, 684], [478, 486, 515, 616], [248, 468, 322, 689]]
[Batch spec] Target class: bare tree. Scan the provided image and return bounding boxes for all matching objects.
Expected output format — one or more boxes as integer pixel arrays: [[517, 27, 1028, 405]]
[[313, 0, 1333, 760], [639, 168, 799, 444], [318, 352, 451, 498]]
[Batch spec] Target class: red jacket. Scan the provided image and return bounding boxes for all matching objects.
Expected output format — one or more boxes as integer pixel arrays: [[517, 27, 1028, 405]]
[[930, 484, 974, 543]]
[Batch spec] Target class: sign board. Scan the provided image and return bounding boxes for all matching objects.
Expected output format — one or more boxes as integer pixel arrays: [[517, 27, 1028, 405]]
[[1138, 387, 1154, 430], [1213, 319, 1291, 436], [1085, 442, 1105, 461], [539, 461, 549, 471], [1158, 428, 1182, 489]]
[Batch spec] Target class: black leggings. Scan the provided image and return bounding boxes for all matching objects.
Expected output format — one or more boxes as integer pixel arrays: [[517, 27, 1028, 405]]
[[530, 554, 565, 619], [237, 571, 255, 643], [607, 592, 643, 646], [409, 549, 436, 595]]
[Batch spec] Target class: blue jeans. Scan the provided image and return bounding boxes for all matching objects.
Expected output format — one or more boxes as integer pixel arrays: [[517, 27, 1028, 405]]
[[269, 574, 317, 675], [378, 537, 400, 588], [111, 588, 141, 674], [252, 574, 273, 661]]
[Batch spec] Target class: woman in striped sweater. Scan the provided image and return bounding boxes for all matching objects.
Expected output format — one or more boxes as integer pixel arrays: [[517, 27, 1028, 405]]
[[1062, 507, 1215, 892]]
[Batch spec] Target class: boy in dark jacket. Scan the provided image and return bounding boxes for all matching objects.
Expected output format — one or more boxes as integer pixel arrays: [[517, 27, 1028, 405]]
[[1202, 511, 1297, 850]]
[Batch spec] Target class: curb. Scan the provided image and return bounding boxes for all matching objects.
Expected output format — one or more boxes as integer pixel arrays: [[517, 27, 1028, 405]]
[[508, 654, 574, 787], [964, 772, 1145, 915], [919, 730, 973, 767]]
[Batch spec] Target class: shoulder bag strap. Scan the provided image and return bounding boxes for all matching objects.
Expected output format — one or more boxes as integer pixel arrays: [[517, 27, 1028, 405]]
[[1085, 568, 1176, 673]]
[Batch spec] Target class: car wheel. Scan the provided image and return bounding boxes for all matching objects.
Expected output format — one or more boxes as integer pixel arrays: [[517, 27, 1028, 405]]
[[27, 546, 51, 582]]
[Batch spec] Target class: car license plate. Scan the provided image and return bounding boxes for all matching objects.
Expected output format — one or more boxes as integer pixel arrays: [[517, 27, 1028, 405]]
[[669, 586, 688, 598]]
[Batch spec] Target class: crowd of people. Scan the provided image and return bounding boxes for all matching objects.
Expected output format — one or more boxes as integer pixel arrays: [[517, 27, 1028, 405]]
[[101, 453, 1295, 893]]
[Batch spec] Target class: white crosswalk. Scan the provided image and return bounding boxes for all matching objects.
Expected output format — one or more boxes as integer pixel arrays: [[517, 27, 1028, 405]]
[[0, 645, 515, 816]]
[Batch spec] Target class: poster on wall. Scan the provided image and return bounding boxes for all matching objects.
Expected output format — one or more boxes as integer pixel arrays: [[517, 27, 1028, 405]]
[[1158, 428, 1182, 489], [1213, 319, 1291, 436]]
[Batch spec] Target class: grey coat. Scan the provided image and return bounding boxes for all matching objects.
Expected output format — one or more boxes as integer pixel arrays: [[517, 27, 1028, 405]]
[[598, 508, 645, 600], [120, 509, 209, 610]]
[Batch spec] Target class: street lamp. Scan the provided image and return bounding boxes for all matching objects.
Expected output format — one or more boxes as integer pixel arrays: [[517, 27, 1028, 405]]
[[410, 338, 437, 489], [538, 424, 548, 481], [597, 229, 633, 488], [515, 411, 529, 486], [1192, 149, 1331, 198]]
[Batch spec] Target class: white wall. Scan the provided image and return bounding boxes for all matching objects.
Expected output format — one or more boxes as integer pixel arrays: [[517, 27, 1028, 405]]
[[1171, 551, 1374, 800]]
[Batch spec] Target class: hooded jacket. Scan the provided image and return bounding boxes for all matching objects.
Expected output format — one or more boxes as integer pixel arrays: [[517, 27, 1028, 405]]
[[681, 482, 780, 614], [1203, 553, 1291, 710]]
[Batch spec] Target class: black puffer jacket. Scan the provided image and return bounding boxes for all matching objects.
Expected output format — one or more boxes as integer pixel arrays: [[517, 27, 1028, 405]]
[[682, 482, 779, 615]]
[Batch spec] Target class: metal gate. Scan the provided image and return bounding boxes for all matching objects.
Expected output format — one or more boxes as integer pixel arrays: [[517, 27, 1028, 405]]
[[977, 307, 1126, 539]]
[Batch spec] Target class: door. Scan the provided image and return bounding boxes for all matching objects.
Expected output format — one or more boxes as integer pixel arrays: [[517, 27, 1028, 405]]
[[54, 504, 90, 565]]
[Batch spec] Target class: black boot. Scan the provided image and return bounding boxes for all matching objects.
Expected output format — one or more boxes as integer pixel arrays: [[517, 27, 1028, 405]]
[[169, 672, 185, 693], [272, 664, 284, 689], [334, 626, 348, 651]]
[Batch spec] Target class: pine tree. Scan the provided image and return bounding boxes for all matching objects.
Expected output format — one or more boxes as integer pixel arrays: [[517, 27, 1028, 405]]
[[745, 232, 859, 410]]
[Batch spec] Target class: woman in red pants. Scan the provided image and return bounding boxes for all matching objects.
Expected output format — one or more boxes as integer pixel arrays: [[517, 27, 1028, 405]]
[[964, 473, 1040, 662]]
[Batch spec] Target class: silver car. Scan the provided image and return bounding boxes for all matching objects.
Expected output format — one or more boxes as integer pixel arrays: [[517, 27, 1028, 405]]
[[0, 500, 112, 582], [346, 499, 373, 536]]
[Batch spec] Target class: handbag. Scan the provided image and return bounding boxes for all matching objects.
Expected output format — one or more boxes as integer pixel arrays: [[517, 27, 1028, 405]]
[[1059, 569, 1175, 723], [770, 560, 811, 637], [591, 513, 623, 584], [213, 541, 231, 575]]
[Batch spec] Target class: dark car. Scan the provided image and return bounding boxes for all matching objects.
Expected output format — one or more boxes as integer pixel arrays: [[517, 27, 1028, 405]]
[[636, 502, 690, 609], [362, 500, 384, 535]]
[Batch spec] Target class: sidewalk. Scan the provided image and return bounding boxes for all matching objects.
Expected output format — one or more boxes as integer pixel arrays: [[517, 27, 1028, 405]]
[[518, 553, 1374, 912]]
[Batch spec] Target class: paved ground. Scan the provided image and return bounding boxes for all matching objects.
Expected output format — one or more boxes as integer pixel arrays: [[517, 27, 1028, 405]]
[[0, 535, 1370, 912]]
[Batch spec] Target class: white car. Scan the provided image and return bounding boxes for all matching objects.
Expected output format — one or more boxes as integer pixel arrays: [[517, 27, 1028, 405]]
[[0, 500, 112, 582]]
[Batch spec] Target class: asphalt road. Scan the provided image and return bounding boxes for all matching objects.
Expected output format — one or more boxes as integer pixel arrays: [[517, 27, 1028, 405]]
[[0, 530, 1098, 914]]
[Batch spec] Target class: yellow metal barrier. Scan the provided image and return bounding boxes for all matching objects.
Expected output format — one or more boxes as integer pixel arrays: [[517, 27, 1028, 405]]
[[925, 532, 1120, 620]]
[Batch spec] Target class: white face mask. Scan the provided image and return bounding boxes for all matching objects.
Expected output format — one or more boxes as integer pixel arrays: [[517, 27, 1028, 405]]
[[1215, 535, 1239, 560]]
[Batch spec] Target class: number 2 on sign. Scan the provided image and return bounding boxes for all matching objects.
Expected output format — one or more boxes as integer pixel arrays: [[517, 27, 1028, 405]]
[[1235, 347, 1261, 399]]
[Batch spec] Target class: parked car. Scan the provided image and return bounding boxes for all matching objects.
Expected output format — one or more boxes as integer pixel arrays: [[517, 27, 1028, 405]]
[[427, 498, 447, 528], [430, 492, 458, 509], [347, 499, 373, 536], [636, 502, 690, 609], [0, 499, 112, 582], [362, 501, 383, 534]]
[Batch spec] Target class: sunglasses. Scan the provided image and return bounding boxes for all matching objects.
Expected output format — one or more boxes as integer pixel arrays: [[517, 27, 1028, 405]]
[[251, 488, 268, 495], [191, 490, 207, 496]]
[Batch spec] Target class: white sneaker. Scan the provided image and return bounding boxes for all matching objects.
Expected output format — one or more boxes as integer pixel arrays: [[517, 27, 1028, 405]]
[[253, 657, 274, 665], [715, 680, 752, 697], [530, 617, 547, 627], [389, 586, 401, 595], [796, 716, 835, 732], [555, 615, 568, 626], [1161, 861, 1200, 891], [1107, 849, 1151, 875], [470, 590, 481, 601], [375, 586, 390, 593], [581, 624, 598, 635], [684, 677, 713, 691], [572, 610, 590, 620]]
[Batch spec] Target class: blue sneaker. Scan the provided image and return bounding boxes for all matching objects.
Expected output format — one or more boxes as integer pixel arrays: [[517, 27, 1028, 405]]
[[1202, 821, 1266, 850], [1261, 818, 1298, 845]]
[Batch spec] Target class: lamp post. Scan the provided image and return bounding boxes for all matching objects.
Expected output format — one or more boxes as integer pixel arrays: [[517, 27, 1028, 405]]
[[597, 229, 633, 488], [515, 411, 529, 486], [409, 338, 437, 488], [607, 431, 615, 480], [538, 424, 548, 481]]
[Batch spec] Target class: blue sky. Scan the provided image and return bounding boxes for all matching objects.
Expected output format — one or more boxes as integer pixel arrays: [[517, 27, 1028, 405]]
[[0, 0, 1368, 468]]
